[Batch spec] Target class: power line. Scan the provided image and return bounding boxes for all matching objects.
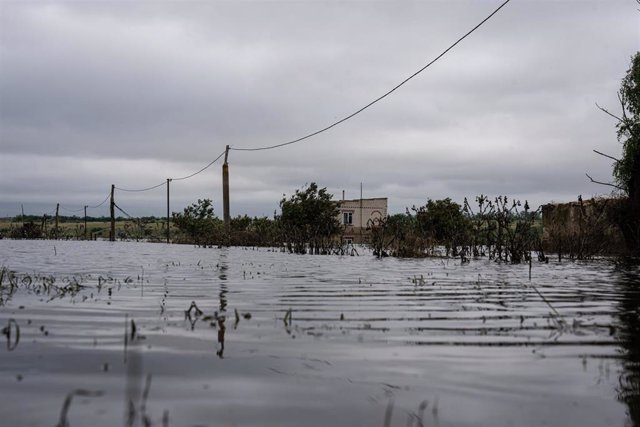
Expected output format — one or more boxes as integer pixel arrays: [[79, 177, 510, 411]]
[[59, 205, 85, 214], [115, 181, 166, 193], [230, 0, 512, 152], [88, 193, 111, 209], [172, 150, 226, 181], [112, 149, 227, 194], [57, 196, 108, 215]]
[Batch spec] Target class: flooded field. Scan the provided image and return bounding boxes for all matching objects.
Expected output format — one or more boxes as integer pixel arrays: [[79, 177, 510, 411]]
[[0, 240, 638, 426]]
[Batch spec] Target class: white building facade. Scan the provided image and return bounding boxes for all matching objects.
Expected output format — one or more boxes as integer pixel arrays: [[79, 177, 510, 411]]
[[337, 197, 388, 243]]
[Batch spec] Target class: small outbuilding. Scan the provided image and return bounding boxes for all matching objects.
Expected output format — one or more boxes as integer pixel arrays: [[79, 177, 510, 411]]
[[337, 197, 387, 244], [541, 196, 626, 256]]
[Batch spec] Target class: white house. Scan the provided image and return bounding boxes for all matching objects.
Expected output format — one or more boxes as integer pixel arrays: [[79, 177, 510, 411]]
[[337, 197, 388, 243]]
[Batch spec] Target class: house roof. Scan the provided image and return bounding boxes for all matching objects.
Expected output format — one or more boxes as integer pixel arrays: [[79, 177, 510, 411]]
[[338, 197, 387, 204]]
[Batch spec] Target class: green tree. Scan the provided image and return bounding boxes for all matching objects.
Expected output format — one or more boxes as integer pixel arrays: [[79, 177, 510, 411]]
[[415, 198, 469, 256], [278, 183, 342, 254], [614, 53, 640, 197], [618, 53, 640, 255], [599, 52, 640, 255], [172, 199, 222, 247]]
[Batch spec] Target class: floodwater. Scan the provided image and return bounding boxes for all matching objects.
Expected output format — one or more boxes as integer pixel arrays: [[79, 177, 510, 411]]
[[0, 240, 638, 427]]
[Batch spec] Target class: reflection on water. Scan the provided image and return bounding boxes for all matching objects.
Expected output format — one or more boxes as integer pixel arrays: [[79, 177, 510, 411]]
[[0, 240, 635, 426], [616, 269, 640, 425], [217, 249, 228, 358], [219, 248, 229, 281]]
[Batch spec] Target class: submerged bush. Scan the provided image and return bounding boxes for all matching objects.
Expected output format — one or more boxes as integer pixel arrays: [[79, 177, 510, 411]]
[[415, 198, 470, 257], [8, 221, 42, 240], [172, 199, 223, 247], [277, 182, 343, 254], [368, 195, 542, 263]]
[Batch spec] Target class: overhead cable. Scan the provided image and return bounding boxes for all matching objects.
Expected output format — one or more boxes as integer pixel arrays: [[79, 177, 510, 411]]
[[230, 0, 511, 152], [112, 149, 227, 193], [172, 150, 226, 181], [88, 193, 111, 209], [60, 205, 85, 214], [115, 181, 166, 193]]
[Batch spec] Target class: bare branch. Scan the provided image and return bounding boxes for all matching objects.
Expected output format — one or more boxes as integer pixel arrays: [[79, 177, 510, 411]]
[[595, 103, 624, 123], [595, 102, 640, 140], [593, 149, 621, 163], [585, 173, 624, 191]]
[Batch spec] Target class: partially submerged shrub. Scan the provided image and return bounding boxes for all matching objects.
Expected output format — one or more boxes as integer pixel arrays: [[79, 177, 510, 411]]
[[8, 221, 42, 240], [368, 195, 542, 263], [172, 199, 223, 247], [277, 183, 343, 254]]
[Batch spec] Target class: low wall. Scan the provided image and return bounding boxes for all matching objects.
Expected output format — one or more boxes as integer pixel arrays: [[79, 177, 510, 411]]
[[541, 197, 627, 256]]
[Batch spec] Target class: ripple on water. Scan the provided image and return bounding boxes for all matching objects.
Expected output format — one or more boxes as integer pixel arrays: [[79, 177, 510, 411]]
[[0, 239, 636, 427]]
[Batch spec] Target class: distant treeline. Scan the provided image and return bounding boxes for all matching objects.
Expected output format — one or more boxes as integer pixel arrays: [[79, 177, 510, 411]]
[[2, 184, 632, 261], [0, 185, 545, 263], [2, 215, 162, 223]]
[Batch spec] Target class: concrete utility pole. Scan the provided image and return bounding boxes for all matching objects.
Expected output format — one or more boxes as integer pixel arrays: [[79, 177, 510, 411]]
[[222, 145, 231, 230], [110, 185, 115, 242], [166, 178, 171, 244], [84, 206, 88, 240]]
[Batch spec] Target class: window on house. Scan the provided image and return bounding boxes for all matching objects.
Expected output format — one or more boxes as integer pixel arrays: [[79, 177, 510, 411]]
[[343, 212, 353, 225]]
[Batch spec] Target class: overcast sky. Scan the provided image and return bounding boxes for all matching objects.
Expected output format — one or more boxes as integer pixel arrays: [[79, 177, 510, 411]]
[[1, 0, 638, 219]]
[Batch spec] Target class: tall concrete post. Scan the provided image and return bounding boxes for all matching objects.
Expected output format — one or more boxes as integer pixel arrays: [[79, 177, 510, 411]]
[[110, 184, 115, 242], [223, 145, 230, 230], [166, 178, 171, 244]]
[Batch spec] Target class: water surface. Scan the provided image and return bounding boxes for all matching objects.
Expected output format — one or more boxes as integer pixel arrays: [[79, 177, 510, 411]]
[[0, 240, 638, 426]]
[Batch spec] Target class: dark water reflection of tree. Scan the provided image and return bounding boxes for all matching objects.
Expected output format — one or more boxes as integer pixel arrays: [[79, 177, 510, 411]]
[[217, 249, 229, 358], [616, 268, 640, 426]]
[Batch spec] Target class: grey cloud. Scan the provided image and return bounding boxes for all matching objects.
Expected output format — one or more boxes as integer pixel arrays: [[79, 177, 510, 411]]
[[0, 0, 637, 218]]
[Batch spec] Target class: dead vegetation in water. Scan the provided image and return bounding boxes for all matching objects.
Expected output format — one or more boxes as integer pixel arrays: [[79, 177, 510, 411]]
[[0, 266, 86, 301], [2, 318, 19, 351], [382, 397, 433, 427], [55, 389, 105, 427], [182, 300, 252, 358], [0, 266, 146, 304], [54, 376, 169, 427]]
